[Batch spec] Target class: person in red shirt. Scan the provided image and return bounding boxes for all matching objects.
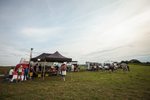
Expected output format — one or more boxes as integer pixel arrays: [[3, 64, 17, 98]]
[[61, 64, 67, 81]]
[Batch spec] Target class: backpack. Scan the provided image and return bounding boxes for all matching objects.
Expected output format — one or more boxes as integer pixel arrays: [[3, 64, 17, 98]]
[[62, 66, 66, 71]]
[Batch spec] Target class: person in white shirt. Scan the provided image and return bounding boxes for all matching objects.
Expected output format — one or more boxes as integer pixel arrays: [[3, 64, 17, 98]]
[[8, 67, 14, 82], [61, 64, 67, 81], [94, 65, 96, 71], [71, 64, 74, 72]]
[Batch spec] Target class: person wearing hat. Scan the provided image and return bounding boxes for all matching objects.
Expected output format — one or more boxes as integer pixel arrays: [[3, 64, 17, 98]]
[[16, 65, 24, 83]]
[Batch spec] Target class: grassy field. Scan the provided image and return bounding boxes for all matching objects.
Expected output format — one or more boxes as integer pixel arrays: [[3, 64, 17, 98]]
[[0, 64, 150, 100]]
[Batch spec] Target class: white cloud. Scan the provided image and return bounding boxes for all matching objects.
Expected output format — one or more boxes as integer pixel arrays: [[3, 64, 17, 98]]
[[21, 27, 63, 42], [0, 0, 150, 65]]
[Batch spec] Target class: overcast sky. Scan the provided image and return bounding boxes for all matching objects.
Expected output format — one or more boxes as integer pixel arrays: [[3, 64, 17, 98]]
[[0, 0, 150, 66]]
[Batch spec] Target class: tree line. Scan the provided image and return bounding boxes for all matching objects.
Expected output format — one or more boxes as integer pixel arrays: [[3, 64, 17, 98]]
[[120, 59, 150, 64]]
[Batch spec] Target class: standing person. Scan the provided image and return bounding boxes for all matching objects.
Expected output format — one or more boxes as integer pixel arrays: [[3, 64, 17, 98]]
[[24, 66, 29, 81], [36, 65, 39, 73], [39, 64, 42, 71], [126, 65, 128, 71], [97, 64, 100, 72], [121, 65, 123, 71], [66, 66, 69, 72], [94, 64, 96, 71], [71, 64, 74, 72], [59, 64, 62, 75], [76, 65, 78, 72], [90, 64, 92, 71], [16, 65, 24, 83], [102, 67, 105, 72], [8, 67, 14, 82], [109, 65, 112, 74], [61, 64, 67, 81], [112, 64, 114, 72], [76, 64, 79, 72], [127, 65, 130, 71], [33, 64, 38, 77], [74, 65, 76, 72], [123, 66, 126, 74], [78, 65, 80, 72], [114, 65, 117, 73], [57, 67, 60, 76], [29, 66, 34, 80], [92, 65, 94, 71]]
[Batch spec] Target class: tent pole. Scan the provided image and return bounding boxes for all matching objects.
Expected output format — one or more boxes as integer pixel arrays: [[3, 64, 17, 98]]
[[71, 63, 72, 80], [41, 61, 43, 77], [43, 60, 46, 82], [70, 62, 72, 80]]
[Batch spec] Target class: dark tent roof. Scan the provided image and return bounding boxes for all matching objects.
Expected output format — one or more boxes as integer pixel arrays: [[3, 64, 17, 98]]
[[45, 51, 72, 62], [31, 53, 52, 62]]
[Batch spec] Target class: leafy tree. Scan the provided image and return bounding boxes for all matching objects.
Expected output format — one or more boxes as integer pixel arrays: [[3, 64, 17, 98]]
[[120, 59, 141, 64], [121, 60, 125, 63], [129, 59, 141, 63]]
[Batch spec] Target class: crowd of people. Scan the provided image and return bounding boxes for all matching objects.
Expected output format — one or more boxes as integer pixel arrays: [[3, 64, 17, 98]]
[[8, 64, 42, 83], [107, 64, 130, 74], [8, 63, 69, 82], [91, 64, 100, 71], [70, 64, 80, 72], [90, 63, 130, 74], [120, 64, 130, 74], [108, 64, 118, 74], [8, 63, 130, 83]]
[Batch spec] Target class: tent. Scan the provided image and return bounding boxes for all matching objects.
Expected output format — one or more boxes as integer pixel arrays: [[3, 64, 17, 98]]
[[45, 51, 72, 62], [31, 51, 72, 62], [31, 53, 52, 62], [31, 51, 72, 82]]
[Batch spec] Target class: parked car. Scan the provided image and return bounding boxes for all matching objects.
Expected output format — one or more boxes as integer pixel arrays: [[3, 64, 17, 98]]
[[104, 63, 111, 70]]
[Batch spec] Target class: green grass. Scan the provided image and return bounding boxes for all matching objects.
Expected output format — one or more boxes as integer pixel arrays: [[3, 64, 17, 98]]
[[0, 67, 13, 75], [0, 64, 150, 100]]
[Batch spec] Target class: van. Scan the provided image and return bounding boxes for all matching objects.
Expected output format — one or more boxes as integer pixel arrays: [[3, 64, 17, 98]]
[[98, 63, 103, 69], [86, 62, 98, 71], [103, 61, 112, 70]]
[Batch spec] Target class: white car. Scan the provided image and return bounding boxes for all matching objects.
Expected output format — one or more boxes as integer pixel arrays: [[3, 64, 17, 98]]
[[104, 63, 111, 70], [98, 63, 102, 69]]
